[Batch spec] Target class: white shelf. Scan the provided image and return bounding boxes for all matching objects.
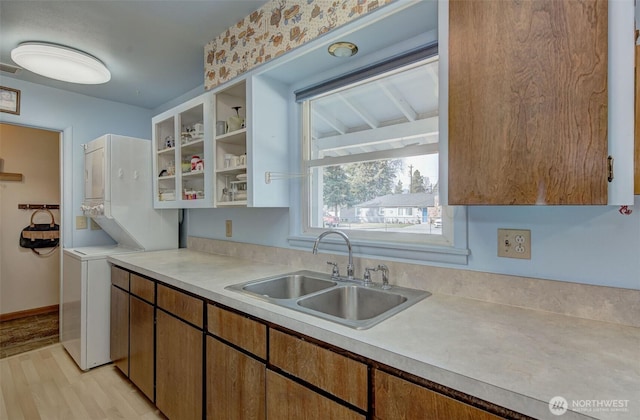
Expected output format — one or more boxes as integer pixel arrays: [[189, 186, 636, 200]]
[[215, 81, 248, 208], [216, 128, 246, 142], [182, 170, 205, 178], [216, 165, 247, 174], [157, 147, 175, 155], [152, 92, 214, 209], [216, 200, 247, 207]]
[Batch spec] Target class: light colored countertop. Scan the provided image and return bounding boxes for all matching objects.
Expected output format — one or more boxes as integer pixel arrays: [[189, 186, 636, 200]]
[[108, 248, 640, 420]]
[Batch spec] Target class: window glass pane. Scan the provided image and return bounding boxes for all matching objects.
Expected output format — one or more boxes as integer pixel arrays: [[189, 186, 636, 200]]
[[309, 60, 438, 160], [303, 57, 449, 243], [308, 155, 442, 235]]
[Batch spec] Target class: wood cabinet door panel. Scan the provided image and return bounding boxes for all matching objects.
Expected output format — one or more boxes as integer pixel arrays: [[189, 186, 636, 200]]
[[206, 336, 265, 420], [156, 310, 203, 420], [129, 295, 154, 401], [374, 370, 502, 420], [157, 284, 203, 327], [269, 329, 368, 410], [449, 0, 608, 205], [207, 304, 266, 359], [635, 43, 639, 194], [130, 274, 154, 303], [111, 266, 129, 291], [266, 370, 365, 420], [109, 285, 129, 376]]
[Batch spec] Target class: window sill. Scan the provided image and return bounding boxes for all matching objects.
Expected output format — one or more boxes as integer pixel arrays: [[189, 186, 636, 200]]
[[287, 235, 469, 266]]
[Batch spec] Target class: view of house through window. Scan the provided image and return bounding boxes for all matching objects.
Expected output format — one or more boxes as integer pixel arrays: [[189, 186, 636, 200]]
[[303, 55, 444, 242]]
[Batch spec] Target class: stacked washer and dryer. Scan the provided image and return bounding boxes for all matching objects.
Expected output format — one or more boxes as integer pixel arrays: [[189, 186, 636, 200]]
[[61, 134, 178, 370]]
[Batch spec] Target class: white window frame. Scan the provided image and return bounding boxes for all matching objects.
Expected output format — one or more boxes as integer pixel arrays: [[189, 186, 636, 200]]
[[288, 6, 469, 265]]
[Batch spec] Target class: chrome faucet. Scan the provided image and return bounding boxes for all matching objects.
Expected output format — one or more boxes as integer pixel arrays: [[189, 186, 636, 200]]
[[377, 264, 390, 289], [312, 230, 354, 280]]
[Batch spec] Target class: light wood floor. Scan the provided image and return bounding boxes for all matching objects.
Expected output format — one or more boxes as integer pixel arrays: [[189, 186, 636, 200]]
[[0, 344, 166, 419]]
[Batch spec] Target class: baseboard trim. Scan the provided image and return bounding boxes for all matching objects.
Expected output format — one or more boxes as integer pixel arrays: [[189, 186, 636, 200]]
[[0, 304, 59, 322]]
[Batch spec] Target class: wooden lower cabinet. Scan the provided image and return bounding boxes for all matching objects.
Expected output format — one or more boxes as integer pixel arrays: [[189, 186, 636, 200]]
[[109, 284, 129, 376], [129, 295, 154, 401], [156, 310, 203, 420], [266, 370, 365, 420], [374, 370, 503, 420], [206, 336, 265, 419], [110, 269, 523, 420], [269, 329, 368, 411]]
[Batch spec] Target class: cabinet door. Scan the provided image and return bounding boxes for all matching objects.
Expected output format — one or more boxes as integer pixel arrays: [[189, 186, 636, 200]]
[[207, 304, 266, 359], [269, 329, 367, 411], [206, 336, 265, 420], [266, 370, 365, 420], [448, 0, 608, 205], [109, 285, 129, 376], [156, 310, 203, 420], [635, 43, 639, 195], [129, 295, 154, 401], [374, 370, 502, 420], [157, 284, 203, 328]]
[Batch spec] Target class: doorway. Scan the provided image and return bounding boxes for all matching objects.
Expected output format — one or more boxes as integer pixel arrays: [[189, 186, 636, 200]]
[[0, 123, 62, 356]]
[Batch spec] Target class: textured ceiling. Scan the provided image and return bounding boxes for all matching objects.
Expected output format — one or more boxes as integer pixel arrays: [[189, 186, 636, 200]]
[[0, 0, 268, 109]]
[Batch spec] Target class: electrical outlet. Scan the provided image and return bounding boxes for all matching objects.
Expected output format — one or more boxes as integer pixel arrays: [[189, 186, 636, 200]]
[[225, 220, 232, 237], [76, 216, 87, 230], [498, 229, 531, 259]]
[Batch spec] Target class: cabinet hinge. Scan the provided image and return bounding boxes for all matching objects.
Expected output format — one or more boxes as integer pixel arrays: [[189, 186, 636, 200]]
[[607, 156, 614, 182]]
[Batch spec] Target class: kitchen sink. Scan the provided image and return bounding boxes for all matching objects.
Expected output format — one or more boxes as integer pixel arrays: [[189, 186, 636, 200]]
[[297, 285, 407, 321], [226, 270, 430, 329], [238, 272, 336, 299]]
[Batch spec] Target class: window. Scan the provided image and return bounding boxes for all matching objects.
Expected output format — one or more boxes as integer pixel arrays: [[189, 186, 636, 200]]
[[300, 55, 452, 247]]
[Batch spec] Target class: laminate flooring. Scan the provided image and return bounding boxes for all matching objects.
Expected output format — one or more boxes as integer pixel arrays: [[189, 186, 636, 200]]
[[0, 312, 59, 359], [0, 344, 166, 420]]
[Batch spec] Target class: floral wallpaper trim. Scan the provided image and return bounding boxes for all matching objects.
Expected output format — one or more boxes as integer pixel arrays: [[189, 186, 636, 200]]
[[204, 0, 397, 90]]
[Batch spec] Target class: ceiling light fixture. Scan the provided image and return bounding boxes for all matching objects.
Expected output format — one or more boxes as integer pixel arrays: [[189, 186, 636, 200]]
[[11, 42, 111, 84], [328, 42, 358, 58]]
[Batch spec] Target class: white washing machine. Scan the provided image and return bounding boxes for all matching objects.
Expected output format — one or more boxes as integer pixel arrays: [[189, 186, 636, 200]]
[[61, 245, 138, 370]]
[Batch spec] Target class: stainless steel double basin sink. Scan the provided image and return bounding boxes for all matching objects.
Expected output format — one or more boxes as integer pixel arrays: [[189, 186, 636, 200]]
[[226, 270, 431, 329]]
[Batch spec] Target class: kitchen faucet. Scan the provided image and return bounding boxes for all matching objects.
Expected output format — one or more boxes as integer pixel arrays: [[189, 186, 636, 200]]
[[312, 230, 354, 280]]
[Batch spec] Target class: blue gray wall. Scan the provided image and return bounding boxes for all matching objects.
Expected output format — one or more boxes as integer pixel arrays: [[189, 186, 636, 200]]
[[2, 75, 637, 291], [0, 76, 152, 248]]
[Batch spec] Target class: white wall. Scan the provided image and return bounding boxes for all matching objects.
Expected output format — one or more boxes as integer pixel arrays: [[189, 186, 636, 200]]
[[0, 75, 152, 248]]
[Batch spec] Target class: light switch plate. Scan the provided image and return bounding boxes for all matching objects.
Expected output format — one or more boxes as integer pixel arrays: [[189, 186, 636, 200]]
[[76, 216, 87, 230], [498, 229, 531, 259]]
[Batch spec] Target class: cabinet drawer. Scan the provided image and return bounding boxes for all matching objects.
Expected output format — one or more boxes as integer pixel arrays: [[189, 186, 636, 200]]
[[374, 370, 503, 420], [267, 370, 365, 420], [130, 274, 154, 303], [269, 329, 367, 410], [111, 266, 129, 291], [157, 284, 203, 328], [207, 305, 266, 359]]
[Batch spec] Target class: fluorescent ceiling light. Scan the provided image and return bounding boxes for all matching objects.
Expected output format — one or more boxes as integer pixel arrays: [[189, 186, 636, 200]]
[[11, 42, 111, 84]]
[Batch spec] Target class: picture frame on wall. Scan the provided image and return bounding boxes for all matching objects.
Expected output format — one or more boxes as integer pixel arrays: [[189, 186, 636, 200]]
[[0, 86, 20, 115]]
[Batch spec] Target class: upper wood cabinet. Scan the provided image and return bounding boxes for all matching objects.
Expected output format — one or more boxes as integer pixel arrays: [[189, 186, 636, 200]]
[[448, 0, 609, 205], [635, 42, 639, 195]]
